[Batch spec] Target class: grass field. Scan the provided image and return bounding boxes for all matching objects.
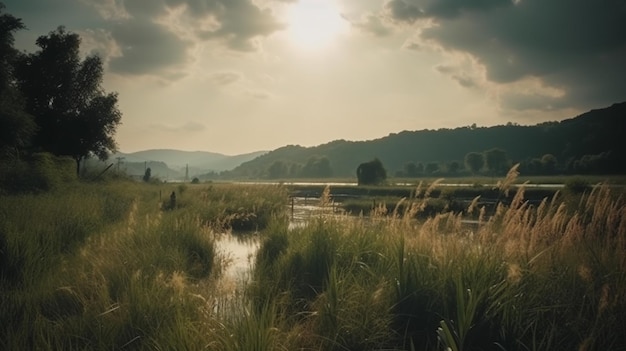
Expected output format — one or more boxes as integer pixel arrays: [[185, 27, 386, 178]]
[[1, 170, 625, 350]]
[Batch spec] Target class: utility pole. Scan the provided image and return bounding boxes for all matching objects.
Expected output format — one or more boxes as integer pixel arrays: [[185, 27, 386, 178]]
[[115, 157, 125, 172]]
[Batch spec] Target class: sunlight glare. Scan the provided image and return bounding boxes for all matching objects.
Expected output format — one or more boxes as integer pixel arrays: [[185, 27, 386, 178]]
[[286, 0, 347, 50]]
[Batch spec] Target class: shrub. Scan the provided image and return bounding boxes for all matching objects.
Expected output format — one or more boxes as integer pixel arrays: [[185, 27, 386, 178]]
[[565, 178, 591, 194], [0, 153, 75, 194]]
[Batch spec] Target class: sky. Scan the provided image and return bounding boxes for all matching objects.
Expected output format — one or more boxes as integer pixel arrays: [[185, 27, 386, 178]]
[[4, 0, 626, 155]]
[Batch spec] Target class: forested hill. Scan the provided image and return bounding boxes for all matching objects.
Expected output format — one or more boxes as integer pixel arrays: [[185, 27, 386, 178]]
[[224, 102, 626, 178]]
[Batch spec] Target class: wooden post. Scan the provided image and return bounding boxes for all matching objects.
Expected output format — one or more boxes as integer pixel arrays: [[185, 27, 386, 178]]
[[291, 197, 294, 219]]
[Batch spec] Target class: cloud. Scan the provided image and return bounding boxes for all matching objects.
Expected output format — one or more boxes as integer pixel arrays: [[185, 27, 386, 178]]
[[435, 64, 478, 88], [384, 0, 626, 111], [189, 0, 285, 51], [79, 0, 285, 77], [385, 0, 510, 21], [402, 40, 421, 51], [81, 0, 130, 20], [77, 28, 122, 64], [209, 71, 243, 85], [348, 13, 394, 37], [107, 19, 191, 77]]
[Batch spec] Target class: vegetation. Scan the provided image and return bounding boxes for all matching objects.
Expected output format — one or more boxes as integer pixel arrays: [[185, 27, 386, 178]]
[[464, 152, 484, 174], [250, 173, 626, 350], [1, 5, 121, 177], [223, 102, 626, 179], [0, 3, 35, 161], [0, 180, 289, 350], [357, 158, 387, 185], [15, 27, 122, 175], [2, 165, 625, 350], [2, 5, 625, 351], [142, 167, 151, 182]]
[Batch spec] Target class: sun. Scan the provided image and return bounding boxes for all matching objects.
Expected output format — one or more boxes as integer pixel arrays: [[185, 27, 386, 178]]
[[285, 0, 347, 50]]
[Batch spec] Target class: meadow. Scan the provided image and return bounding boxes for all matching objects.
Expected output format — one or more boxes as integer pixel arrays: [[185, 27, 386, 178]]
[[1, 169, 625, 350]]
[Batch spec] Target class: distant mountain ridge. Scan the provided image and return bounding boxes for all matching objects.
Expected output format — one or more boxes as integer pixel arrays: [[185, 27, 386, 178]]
[[225, 101, 626, 178], [111, 149, 268, 178]]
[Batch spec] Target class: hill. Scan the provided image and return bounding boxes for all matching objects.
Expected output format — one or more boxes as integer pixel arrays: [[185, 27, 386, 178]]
[[226, 102, 626, 178], [111, 149, 268, 179]]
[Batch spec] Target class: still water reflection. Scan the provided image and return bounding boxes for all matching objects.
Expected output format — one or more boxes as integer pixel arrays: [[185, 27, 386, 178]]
[[214, 197, 326, 281]]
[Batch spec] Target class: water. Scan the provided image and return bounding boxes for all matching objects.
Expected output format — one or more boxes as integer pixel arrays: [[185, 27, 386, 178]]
[[215, 233, 259, 281], [234, 181, 565, 188], [214, 196, 332, 282]]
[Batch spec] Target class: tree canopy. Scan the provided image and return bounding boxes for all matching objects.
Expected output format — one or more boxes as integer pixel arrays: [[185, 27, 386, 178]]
[[464, 152, 484, 174], [0, 3, 35, 159], [15, 26, 121, 175], [484, 148, 509, 175], [356, 158, 387, 185]]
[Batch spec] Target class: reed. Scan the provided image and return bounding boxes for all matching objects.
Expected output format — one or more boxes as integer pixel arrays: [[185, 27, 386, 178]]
[[251, 168, 626, 350], [2, 171, 625, 350], [0, 181, 289, 350]]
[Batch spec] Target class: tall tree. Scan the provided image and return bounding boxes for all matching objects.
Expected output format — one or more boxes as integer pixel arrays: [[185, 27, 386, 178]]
[[0, 3, 35, 159], [484, 148, 508, 176], [15, 27, 121, 175], [404, 162, 417, 177], [143, 167, 151, 182], [448, 161, 460, 175], [541, 154, 558, 174], [356, 158, 387, 185], [425, 162, 439, 175], [464, 152, 484, 174]]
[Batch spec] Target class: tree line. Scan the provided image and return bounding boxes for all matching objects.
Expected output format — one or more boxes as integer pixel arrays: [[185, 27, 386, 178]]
[[221, 145, 607, 183], [1, 3, 121, 185]]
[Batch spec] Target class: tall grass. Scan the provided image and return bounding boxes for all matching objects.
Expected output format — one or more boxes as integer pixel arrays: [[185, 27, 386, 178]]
[[0, 181, 289, 350], [251, 171, 626, 350], [2, 173, 624, 350], [170, 183, 289, 231]]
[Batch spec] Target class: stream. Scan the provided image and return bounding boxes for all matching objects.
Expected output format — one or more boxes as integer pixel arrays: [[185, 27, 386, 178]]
[[215, 196, 330, 282]]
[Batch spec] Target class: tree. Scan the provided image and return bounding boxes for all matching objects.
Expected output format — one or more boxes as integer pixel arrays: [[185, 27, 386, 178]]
[[484, 148, 508, 175], [464, 152, 484, 174], [541, 154, 558, 174], [289, 163, 302, 178], [520, 157, 543, 175], [356, 158, 387, 185], [300, 156, 333, 178], [143, 167, 151, 182], [15, 27, 121, 176], [415, 162, 424, 175], [425, 162, 439, 175], [448, 161, 460, 175], [0, 4, 35, 159], [404, 162, 418, 177], [267, 160, 288, 179]]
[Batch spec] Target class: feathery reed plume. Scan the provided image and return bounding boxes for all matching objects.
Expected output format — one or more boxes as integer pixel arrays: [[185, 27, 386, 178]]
[[393, 197, 406, 219], [319, 185, 332, 209], [466, 195, 481, 215], [425, 178, 444, 198], [496, 163, 520, 197]]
